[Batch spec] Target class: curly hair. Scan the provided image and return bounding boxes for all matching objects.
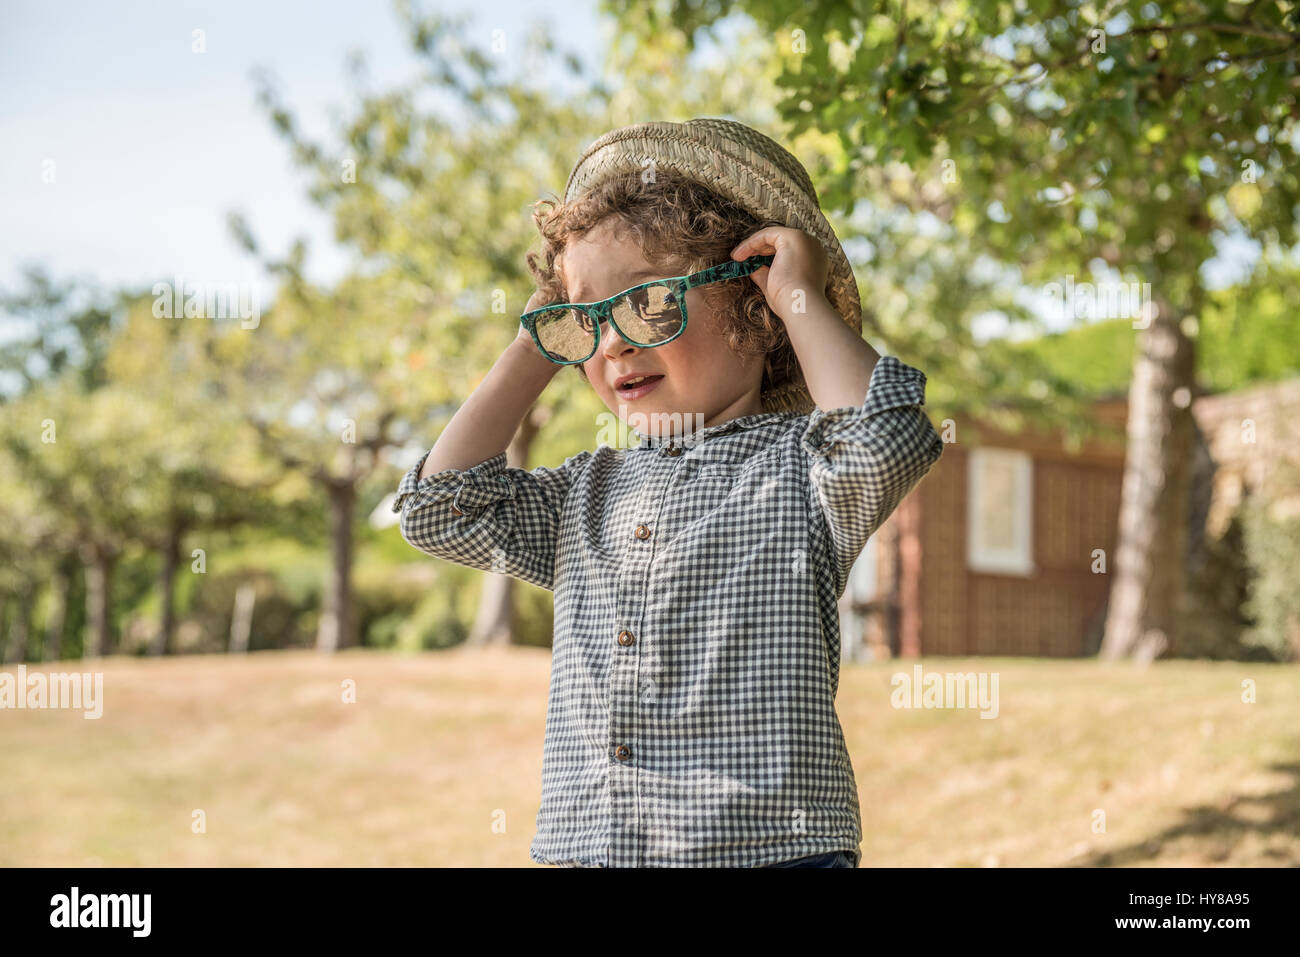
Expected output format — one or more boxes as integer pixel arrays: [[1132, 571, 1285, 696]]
[[524, 167, 802, 398]]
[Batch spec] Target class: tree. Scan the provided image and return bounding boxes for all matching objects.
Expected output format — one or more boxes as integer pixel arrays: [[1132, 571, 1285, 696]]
[[0, 265, 115, 399], [0, 269, 123, 659], [102, 296, 301, 655], [0, 292, 291, 660]]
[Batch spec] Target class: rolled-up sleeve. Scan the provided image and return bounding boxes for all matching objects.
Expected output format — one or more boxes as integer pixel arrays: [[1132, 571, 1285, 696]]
[[392, 447, 593, 591], [799, 355, 944, 599]]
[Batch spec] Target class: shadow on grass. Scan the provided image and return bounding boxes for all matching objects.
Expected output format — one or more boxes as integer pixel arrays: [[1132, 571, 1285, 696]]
[[1072, 758, 1300, 866]]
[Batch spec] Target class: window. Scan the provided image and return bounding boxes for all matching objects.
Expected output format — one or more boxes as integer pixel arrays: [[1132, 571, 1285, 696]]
[[840, 534, 879, 663], [967, 447, 1033, 576], [847, 534, 877, 602]]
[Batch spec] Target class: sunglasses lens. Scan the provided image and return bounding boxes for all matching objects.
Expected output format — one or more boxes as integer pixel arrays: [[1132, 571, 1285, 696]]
[[535, 307, 596, 362], [610, 284, 683, 345], [532, 285, 684, 363]]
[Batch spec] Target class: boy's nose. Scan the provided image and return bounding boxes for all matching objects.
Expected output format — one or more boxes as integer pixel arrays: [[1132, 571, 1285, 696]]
[[600, 321, 641, 360]]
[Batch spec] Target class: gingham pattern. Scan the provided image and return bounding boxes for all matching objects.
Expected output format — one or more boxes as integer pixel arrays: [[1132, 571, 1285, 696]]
[[392, 355, 944, 867]]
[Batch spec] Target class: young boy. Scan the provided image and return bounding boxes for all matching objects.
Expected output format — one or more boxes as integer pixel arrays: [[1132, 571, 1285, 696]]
[[391, 119, 945, 868]]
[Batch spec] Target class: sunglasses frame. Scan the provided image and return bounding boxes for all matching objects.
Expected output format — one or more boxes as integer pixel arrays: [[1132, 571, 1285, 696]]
[[519, 253, 776, 365]]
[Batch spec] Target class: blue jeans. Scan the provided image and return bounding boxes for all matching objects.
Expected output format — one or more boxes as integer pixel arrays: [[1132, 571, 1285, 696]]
[[572, 850, 859, 867], [763, 850, 856, 868]]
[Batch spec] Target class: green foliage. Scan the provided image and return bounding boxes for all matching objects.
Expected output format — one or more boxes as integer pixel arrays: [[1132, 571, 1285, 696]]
[[1179, 510, 1258, 661], [1240, 480, 1300, 663], [514, 582, 559, 648], [1008, 258, 1300, 398], [1198, 254, 1300, 392], [386, 570, 556, 650], [394, 582, 471, 651], [219, 536, 327, 608], [181, 569, 315, 653], [0, 265, 117, 400], [368, 523, 429, 565], [1003, 318, 1136, 397], [611, 0, 1300, 417]]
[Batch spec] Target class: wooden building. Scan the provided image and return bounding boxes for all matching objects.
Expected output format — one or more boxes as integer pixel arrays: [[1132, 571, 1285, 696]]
[[840, 375, 1300, 660], [839, 393, 1128, 660]]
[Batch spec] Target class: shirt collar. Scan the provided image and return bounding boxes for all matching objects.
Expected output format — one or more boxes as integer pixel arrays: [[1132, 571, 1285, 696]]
[[631, 409, 803, 449]]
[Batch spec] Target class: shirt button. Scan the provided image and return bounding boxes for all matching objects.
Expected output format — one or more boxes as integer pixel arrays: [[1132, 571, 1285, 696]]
[[634, 524, 651, 540], [615, 744, 631, 760], [450, 504, 465, 516], [617, 630, 635, 646], [664, 444, 683, 456]]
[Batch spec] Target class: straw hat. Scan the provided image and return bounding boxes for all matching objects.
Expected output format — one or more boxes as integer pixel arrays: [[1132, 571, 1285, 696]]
[[562, 117, 863, 415]]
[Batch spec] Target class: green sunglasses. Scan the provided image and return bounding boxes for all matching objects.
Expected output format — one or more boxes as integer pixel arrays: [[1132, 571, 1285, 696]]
[[519, 253, 775, 365]]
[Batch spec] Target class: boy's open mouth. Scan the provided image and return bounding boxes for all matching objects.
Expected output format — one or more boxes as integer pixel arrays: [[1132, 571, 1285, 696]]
[[615, 374, 665, 399]]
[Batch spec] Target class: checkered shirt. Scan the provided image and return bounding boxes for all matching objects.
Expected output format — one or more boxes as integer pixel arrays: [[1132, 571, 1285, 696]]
[[391, 355, 944, 867]]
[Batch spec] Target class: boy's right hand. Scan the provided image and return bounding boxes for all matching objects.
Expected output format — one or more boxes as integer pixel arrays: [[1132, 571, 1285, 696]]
[[420, 290, 565, 482]]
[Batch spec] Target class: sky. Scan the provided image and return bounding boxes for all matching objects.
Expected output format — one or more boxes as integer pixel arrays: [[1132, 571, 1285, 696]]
[[0, 0, 1268, 346], [0, 0, 607, 309]]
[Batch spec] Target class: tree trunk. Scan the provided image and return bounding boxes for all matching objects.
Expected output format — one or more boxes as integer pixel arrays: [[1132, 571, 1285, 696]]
[[1099, 294, 1197, 661], [467, 405, 544, 647], [80, 543, 116, 658], [230, 581, 256, 653], [44, 556, 74, 663], [3, 584, 34, 663], [317, 481, 356, 652], [150, 520, 182, 656], [896, 496, 923, 658], [468, 570, 517, 647]]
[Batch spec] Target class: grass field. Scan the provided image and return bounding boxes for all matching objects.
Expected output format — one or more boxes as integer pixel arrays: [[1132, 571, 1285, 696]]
[[2, 649, 1298, 867]]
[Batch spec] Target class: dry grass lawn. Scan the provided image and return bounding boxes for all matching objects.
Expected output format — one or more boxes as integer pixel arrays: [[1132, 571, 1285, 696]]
[[2, 649, 1297, 866]]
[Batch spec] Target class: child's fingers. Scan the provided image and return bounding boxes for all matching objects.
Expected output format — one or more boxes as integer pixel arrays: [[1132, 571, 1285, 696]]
[[731, 227, 783, 260]]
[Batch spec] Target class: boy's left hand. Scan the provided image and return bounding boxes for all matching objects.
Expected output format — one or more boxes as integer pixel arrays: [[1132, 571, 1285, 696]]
[[731, 226, 830, 322]]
